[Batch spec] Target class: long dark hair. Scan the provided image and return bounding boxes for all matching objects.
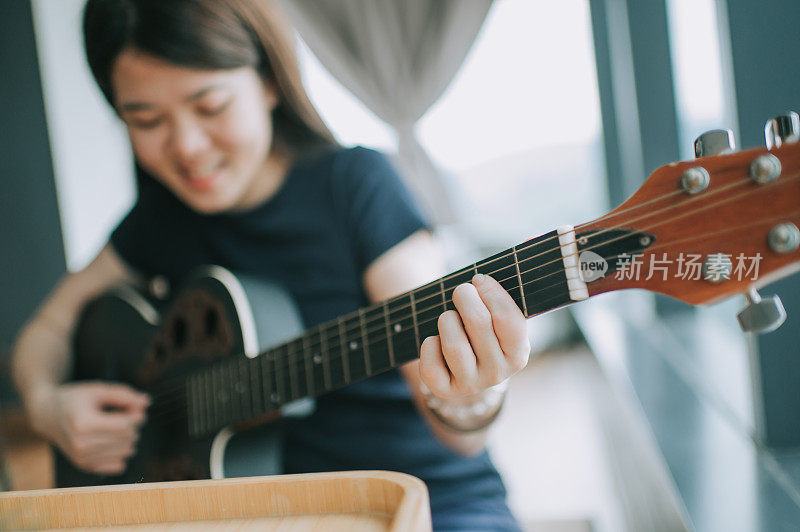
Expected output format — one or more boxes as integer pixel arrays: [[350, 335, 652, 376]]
[[83, 0, 336, 156]]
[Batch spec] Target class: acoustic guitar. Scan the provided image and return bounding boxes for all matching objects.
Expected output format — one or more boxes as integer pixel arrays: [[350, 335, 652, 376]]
[[56, 118, 800, 488]]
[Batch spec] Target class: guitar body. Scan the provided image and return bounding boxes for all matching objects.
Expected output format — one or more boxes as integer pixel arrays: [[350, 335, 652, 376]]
[[55, 266, 309, 487]]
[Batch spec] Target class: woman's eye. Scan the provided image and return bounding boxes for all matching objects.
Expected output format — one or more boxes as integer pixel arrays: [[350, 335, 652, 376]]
[[198, 99, 232, 117], [129, 117, 164, 130]]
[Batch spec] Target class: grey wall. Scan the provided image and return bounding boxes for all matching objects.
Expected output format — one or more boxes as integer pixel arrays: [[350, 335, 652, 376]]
[[0, 2, 67, 402]]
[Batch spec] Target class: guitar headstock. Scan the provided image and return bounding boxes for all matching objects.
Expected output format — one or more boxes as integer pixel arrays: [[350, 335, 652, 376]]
[[580, 113, 800, 331]]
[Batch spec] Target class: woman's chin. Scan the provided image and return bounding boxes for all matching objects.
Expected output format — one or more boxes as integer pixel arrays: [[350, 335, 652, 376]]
[[180, 192, 236, 215]]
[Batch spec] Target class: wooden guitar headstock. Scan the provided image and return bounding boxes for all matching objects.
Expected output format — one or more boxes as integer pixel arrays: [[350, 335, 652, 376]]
[[581, 132, 800, 308]]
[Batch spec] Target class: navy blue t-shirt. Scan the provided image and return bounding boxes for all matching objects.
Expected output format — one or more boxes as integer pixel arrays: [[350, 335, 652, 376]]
[[111, 146, 520, 531]]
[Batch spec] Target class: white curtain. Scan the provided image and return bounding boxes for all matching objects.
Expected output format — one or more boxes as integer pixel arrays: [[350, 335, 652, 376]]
[[280, 0, 494, 225]]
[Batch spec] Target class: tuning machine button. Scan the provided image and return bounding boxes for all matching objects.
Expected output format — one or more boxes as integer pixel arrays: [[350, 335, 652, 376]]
[[768, 222, 800, 254], [694, 129, 736, 158], [681, 167, 710, 194], [765, 111, 800, 149], [737, 289, 787, 334]]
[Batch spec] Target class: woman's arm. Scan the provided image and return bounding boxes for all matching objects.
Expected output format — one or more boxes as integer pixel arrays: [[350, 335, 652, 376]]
[[11, 243, 151, 475], [362, 230, 530, 456]]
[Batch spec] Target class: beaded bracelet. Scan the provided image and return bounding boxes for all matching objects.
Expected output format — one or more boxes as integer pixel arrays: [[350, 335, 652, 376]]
[[420, 380, 509, 433]]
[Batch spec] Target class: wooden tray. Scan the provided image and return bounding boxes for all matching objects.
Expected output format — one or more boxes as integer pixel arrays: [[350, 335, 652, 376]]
[[0, 470, 431, 531]]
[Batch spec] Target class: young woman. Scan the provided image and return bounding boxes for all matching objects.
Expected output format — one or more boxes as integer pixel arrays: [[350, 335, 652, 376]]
[[11, 1, 529, 529]]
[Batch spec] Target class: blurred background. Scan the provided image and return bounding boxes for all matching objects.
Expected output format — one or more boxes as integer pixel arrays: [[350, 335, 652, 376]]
[[1, 0, 799, 530]]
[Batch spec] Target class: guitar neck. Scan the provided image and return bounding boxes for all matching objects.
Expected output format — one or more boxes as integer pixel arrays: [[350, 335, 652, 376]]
[[185, 226, 650, 437]]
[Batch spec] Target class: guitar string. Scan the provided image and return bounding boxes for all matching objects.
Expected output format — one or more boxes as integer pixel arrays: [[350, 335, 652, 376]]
[[144, 168, 800, 409], [146, 204, 800, 428], [143, 170, 800, 419]]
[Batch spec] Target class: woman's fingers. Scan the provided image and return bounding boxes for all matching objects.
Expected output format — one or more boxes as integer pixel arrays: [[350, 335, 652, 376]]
[[451, 282, 507, 385], [419, 274, 530, 398], [467, 274, 530, 373], [419, 335, 452, 397], [437, 310, 480, 394]]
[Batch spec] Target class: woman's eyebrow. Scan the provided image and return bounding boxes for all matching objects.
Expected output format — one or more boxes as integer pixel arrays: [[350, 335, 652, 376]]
[[119, 101, 156, 112], [119, 84, 227, 112], [185, 84, 226, 102]]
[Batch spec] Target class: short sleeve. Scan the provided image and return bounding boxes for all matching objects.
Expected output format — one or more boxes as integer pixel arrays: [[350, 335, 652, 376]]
[[332, 147, 431, 272], [109, 175, 203, 282], [110, 181, 161, 276]]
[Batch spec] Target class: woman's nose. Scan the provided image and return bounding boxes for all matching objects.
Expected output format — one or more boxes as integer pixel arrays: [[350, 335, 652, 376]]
[[167, 117, 212, 162]]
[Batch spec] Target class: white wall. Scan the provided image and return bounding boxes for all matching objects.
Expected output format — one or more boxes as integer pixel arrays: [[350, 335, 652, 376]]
[[31, 0, 135, 271]]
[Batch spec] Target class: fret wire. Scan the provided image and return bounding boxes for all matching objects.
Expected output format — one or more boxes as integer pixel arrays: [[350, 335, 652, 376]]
[[337, 316, 351, 384], [186, 375, 194, 436], [382, 300, 395, 367], [287, 341, 299, 402], [187, 375, 196, 436], [191, 371, 203, 435], [232, 358, 242, 423], [216, 361, 225, 427], [230, 358, 239, 422], [238, 356, 251, 420], [211, 363, 223, 429], [238, 358, 248, 420], [212, 363, 221, 430], [358, 308, 371, 375], [220, 361, 228, 427], [264, 353, 272, 413], [302, 334, 315, 398], [245, 357, 254, 417], [439, 278, 447, 311], [205, 369, 213, 433], [265, 350, 276, 407], [410, 292, 420, 349], [207, 366, 215, 431], [233, 357, 243, 422], [249, 356, 261, 416], [267, 350, 278, 407], [226, 359, 236, 424], [320, 325, 331, 390], [274, 347, 285, 405], [196, 375, 204, 435], [512, 246, 529, 317]]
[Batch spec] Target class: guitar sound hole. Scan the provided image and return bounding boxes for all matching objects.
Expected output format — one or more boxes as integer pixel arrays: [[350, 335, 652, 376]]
[[172, 318, 187, 348], [204, 309, 219, 338]]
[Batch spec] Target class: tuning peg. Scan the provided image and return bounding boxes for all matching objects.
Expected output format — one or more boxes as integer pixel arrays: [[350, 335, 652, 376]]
[[764, 111, 800, 149], [694, 129, 736, 158], [737, 289, 786, 334]]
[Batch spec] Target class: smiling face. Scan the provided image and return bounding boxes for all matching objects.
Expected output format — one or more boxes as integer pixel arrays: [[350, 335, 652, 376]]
[[111, 49, 286, 214]]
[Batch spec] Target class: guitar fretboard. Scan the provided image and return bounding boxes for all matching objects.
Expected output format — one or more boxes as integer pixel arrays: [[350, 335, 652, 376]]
[[186, 231, 572, 437]]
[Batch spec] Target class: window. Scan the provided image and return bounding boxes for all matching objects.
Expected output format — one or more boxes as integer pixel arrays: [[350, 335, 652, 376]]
[[419, 0, 607, 241], [296, 39, 397, 152], [298, 0, 607, 243]]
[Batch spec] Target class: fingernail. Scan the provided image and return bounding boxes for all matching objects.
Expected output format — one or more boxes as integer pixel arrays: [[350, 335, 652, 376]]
[[472, 274, 486, 285]]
